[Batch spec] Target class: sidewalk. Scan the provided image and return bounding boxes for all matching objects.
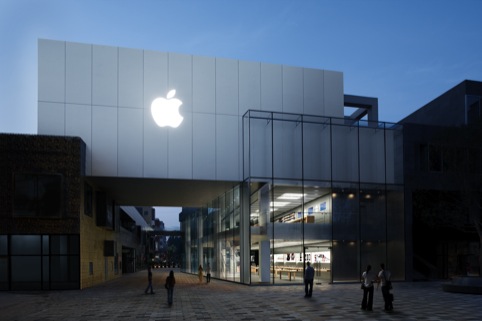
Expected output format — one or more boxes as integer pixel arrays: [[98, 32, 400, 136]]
[[1, 268, 481, 320]]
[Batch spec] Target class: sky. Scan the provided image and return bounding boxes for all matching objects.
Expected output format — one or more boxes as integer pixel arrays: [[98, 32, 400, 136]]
[[154, 206, 181, 230], [1, 0, 482, 227]]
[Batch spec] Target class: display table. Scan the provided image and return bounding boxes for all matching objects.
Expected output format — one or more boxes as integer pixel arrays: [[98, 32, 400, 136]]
[[276, 268, 301, 281]]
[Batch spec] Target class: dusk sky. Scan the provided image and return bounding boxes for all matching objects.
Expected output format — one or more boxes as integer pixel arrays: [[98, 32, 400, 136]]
[[2, 0, 482, 228]]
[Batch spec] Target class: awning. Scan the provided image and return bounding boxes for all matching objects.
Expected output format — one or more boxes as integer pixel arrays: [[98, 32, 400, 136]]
[[120, 206, 153, 231]]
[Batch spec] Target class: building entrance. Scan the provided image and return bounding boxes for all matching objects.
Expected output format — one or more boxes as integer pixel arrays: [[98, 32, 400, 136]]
[[305, 246, 331, 285]]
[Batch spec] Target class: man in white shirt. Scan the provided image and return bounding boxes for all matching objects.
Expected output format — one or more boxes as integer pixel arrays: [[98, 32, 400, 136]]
[[378, 263, 393, 311]]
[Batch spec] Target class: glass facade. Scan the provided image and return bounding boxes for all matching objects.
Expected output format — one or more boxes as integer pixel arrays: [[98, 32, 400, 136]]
[[0, 234, 80, 290], [181, 111, 404, 284]]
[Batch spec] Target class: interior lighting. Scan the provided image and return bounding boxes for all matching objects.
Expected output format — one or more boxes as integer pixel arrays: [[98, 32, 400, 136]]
[[348, 193, 355, 199], [278, 193, 304, 200], [270, 201, 290, 207]]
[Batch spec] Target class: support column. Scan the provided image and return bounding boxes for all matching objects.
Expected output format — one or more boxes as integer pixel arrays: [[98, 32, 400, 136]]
[[258, 184, 271, 283]]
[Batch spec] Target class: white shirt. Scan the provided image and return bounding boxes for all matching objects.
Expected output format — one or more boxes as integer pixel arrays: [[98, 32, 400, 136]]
[[378, 269, 391, 286], [362, 270, 375, 287]]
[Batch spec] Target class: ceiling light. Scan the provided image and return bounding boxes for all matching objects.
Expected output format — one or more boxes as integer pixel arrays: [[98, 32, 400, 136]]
[[270, 201, 290, 207], [278, 193, 304, 200]]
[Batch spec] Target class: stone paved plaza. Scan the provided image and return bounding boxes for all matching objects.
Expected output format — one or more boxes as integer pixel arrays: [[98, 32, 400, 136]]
[[1, 268, 481, 321]]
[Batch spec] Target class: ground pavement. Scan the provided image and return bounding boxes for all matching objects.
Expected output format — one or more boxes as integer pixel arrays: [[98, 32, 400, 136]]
[[1, 268, 481, 321]]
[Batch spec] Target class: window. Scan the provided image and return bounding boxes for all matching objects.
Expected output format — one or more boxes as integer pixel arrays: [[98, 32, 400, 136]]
[[14, 173, 62, 217]]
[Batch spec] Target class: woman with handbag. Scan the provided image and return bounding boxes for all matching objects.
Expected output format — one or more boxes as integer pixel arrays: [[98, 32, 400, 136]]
[[361, 265, 375, 311]]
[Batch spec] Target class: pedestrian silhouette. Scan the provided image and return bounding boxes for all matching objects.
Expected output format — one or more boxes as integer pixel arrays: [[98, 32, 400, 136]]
[[304, 262, 314, 297], [144, 266, 154, 294], [198, 265, 203, 283], [206, 263, 211, 283], [165, 270, 176, 306], [378, 263, 393, 311], [361, 264, 375, 311]]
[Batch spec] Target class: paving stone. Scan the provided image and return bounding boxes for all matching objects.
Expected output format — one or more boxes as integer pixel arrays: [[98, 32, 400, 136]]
[[0, 268, 481, 320]]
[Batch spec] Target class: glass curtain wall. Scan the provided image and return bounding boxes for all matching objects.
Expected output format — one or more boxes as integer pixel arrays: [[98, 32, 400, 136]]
[[180, 186, 242, 283], [243, 110, 405, 284], [181, 110, 405, 284]]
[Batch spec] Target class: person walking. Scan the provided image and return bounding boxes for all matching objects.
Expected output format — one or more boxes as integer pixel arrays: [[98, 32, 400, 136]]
[[304, 261, 315, 297], [378, 263, 393, 311], [144, 266, 154, 294], [206, 263, 211, 283], [361, 264, 375, 311], [198, 265, 203, 283], [165, 270, 176, 306]]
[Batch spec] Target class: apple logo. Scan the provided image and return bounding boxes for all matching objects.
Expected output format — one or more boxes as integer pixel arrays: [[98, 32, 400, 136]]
[[151, 89, 183, 128]]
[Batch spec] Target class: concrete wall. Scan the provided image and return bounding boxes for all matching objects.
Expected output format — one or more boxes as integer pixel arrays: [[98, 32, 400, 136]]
[[38, 39, 344, 181]]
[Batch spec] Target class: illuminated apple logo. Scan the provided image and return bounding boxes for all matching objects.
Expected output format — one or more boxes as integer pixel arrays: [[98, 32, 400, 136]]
[[151, 89, 183, 128]]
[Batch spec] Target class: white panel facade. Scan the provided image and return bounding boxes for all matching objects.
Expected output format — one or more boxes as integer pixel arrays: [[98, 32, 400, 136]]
[[168, 113, 193, 179], [66, 42, 92, 105], [169, 53, 192, 113], [216, 115, 239, 180], [118, 108, 143, 177], [119, 48, 143, 108], [66, 104, 92, 175], [323, 70, 344, 118], [239, 61, 261, 116], [38, 40, 65, 103], [143, 111, 168, 178], [260, 63, 283, 112], [193, 56, 215, 114], [144, 50, 168, 111], [282, 66, 303, 115], [38, 39, 345, 182], [216, 58, 238, 116], [303, 68, 324, 116], [143, 50, 169, 178], [193, 113, 216, 179], [92, 106, 117, 176], [38, 102, 64, 135], [92, 45, 118, 107]]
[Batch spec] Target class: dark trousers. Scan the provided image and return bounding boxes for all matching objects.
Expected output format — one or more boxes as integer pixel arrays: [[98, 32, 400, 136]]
[[206, 273, 211, 283], [381, 285, 393, 310], [167, 287, 174, 305], [304, 278, 313, 297], [361, 286, 374, 310], [145, 280, 153, 293]]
